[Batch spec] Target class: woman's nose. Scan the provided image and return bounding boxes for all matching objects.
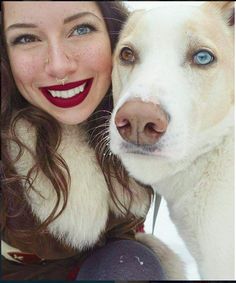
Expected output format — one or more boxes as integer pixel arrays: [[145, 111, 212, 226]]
[[45, 44, 77, 79]]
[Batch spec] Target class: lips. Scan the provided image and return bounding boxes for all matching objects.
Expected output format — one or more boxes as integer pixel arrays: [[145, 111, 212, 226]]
[[40, 78, 93, 108]]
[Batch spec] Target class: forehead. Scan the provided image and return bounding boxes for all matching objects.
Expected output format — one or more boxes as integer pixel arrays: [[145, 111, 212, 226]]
[[3, 1, 102, 26], [145, 6, 199, 34]]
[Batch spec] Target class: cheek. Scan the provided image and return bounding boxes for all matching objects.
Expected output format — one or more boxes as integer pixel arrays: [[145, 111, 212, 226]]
[[8, 51, 42, 87], [88, 47, 111, 73], [73, 39, 112, 75], [191, 71, 232, 130]]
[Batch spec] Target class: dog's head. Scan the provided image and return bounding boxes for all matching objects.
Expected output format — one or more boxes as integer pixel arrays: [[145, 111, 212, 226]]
[[109, 2, 234, 185]]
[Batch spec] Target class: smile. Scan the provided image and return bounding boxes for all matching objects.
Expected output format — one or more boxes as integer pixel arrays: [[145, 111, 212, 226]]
[[40, 78, 93, 108]]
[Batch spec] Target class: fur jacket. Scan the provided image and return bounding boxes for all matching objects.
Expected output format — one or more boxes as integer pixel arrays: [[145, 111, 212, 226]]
[[1, 118, 150, 280]]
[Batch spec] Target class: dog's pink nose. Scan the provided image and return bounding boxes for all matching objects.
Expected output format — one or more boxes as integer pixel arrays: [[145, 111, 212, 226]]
[[115, 99, 169, 145]]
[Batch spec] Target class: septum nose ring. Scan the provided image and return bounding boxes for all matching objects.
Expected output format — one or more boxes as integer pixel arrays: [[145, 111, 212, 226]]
[[56, 76, 68, 86], [44, 57, 69, 86]]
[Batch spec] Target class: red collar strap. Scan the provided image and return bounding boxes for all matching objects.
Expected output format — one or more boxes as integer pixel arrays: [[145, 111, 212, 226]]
[[2, 240, 45, 264], [136, 224, 145, 233]]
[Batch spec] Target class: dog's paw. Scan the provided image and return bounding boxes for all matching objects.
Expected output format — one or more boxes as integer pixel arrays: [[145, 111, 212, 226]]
[[135, 232, 186, 280]]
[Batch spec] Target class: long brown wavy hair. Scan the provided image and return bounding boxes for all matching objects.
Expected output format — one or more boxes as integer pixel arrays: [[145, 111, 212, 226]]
[[1, 2, 153, 237]]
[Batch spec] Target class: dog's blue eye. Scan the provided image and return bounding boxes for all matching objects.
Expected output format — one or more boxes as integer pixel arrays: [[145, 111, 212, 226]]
[[194, 50, 214, 65]]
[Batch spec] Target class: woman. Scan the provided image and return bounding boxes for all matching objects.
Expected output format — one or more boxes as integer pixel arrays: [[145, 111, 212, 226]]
[[1, 1, 167, 280]]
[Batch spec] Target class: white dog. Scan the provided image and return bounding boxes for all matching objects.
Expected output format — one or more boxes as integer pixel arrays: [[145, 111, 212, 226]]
[[110, 1, 234, 280]]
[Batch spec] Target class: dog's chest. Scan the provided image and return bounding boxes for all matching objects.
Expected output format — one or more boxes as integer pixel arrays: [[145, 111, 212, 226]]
[[156, 134, 233, 253]]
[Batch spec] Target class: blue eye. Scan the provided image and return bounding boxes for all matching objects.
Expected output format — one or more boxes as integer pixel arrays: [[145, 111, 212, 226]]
[[193, 50, 215, 65], [71, 24, 95, 36]]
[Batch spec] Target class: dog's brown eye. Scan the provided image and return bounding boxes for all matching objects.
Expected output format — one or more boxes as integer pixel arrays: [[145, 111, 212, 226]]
[[119, 47, 136, 64]]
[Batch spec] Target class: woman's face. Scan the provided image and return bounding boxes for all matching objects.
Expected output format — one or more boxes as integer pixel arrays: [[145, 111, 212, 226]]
[[4, 1, 112, 125]]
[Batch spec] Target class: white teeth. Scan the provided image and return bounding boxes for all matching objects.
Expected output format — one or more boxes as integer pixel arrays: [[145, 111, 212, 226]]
[[48, 83, 86, 98]]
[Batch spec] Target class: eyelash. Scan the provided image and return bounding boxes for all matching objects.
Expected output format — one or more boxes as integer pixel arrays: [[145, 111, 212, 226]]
[[10, 23, 97, 46], [11, 34, 40, 45], [69, 23, 97, 37]]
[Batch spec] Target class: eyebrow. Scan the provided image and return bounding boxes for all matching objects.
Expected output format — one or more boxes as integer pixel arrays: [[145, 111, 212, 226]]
[[5, 23, 37, 32], [5, 12, 102, 32], [64, 11, 103, 24]]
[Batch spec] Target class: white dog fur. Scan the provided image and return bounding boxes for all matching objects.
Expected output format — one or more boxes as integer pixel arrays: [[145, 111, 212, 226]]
[[110, 1, 234, 280]]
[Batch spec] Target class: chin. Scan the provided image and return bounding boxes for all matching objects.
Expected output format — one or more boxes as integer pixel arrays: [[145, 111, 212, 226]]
[[53, 109, 91, 125], [119, 152, 181, 186]]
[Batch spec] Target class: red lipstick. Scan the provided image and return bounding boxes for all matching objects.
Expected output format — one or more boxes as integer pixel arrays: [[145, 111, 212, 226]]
[[40, 78, 93, 108]]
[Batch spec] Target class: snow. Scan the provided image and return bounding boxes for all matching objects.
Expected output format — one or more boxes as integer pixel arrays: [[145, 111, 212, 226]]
[[124, 1, 205, 11]]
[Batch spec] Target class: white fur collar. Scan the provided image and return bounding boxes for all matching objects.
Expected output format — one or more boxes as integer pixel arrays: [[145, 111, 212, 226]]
[[10, 119, 110, 250]]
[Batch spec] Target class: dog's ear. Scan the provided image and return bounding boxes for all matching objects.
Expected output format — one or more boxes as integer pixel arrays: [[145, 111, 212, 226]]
[[204, 1, 234, 27], [217, 1, 234, 26]]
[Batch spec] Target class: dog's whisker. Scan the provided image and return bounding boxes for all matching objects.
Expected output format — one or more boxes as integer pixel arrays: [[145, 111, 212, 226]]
[[94, 132, 110, 151], [96, 133, 110, 151], [91, 109, 112, 115], [101, 146, 114, 168], [86, 118, 110, 139], [87, 122, 110, 135], [88, 115, 111, 124], [103, 17, 125, 24], [90, 128, 109, 148], [87, 123, 109, 133], [88, 115, 110, 122]]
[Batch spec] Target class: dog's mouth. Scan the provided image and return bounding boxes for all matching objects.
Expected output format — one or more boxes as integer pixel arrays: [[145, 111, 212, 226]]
[[121, 141, 160, 156], [117, 139, 189, 161]]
